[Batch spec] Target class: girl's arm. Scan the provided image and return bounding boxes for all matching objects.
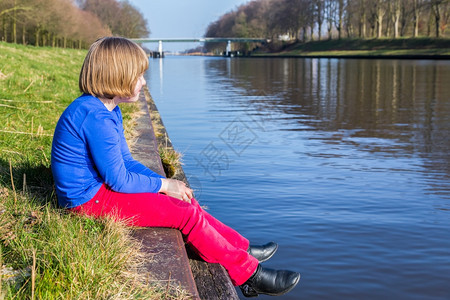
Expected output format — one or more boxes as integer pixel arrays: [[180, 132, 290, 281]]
[[120, 135, 165, 179], [83, 113, 162, 193]]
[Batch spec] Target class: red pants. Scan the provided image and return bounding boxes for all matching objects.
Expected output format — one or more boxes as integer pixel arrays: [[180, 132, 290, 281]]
[[71, 184, 258, 286]]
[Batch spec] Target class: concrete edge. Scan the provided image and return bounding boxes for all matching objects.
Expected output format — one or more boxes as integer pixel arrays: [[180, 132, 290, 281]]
[[130, 89, 200, 299], [143, 86, 240, 300]]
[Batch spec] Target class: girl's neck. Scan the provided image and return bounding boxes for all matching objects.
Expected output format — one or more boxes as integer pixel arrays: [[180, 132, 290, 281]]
[[99, 97, 117, 111]]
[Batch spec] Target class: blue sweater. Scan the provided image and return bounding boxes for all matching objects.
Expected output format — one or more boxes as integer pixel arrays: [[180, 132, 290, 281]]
[[51, 94, 163, 208]]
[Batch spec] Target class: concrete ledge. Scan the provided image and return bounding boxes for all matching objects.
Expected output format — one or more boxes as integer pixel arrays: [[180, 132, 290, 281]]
[[143, 87, 239, 300], [132, 228, 197, 295], [131, 88, 239, 299], [188, 249, 240, 300], [131, 90, 199, 299]]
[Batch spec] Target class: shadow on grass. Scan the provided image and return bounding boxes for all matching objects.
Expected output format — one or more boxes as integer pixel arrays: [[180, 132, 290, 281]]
[[0, 158, 57, 208]]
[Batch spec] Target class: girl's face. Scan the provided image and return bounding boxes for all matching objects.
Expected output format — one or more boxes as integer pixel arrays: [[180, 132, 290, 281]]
[[117, 74, 146, 104], [133, 75, 146, 97]]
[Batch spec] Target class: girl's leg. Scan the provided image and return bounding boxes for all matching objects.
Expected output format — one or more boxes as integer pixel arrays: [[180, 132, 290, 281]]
[[190, 198, 250, 251], [72, 185, 258, 286]]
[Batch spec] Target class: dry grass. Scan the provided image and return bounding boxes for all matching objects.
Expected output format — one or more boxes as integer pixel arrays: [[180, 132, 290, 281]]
[[1, 186, 189, 299], [145, 91, 184, 179]]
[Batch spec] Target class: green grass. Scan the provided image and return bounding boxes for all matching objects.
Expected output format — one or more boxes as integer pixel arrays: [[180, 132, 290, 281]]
[[0, 42, 139, 185], [0, 42, 86, 188], [0, 42, 186, 299], [275, 48, 450, 57], [255, 37, 450, 57]]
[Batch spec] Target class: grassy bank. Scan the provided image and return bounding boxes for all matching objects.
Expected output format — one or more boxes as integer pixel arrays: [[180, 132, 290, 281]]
[[255, 38, 450, 57], [0, 42, 183, 299]]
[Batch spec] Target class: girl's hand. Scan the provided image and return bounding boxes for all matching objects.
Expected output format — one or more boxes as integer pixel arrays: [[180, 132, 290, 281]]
[[159, 178, 193, 203]]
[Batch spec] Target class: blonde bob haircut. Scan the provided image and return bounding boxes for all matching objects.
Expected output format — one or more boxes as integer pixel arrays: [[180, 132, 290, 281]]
[[79, 36, 148, 99]]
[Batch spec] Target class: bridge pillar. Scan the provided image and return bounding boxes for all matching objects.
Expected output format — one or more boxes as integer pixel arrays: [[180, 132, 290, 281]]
[[157, 40, 164, 58], [152, 40, 164, 58], [226, 40, 231, 57]]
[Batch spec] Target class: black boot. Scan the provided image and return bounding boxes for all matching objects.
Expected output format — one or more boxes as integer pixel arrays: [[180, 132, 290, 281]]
[[239, 264, 300, 297], [247, 242, 278, 263]]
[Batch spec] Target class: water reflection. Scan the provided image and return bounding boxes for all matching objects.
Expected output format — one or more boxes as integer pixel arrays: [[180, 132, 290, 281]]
[[204, 58, 450, 198], [148, 57, 450, 299]]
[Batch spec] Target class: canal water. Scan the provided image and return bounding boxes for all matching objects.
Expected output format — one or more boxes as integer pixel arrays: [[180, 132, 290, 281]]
[[145, 57, 450, 300]]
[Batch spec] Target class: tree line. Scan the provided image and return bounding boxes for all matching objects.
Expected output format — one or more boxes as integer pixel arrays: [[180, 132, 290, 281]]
[[205, 0, 449, 43], [0, 0, 149, 49]]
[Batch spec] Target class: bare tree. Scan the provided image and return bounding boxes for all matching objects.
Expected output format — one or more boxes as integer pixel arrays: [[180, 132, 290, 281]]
[[203, 0, 449, 42], [412, 0, 425, 36], [374, 0, 388, 38], [82, 0, 149, 38], [398, 0, 411, 37], [117, 0, 150, 38], [442, 1, 450, 35], [392, 0, 402, 37], [301, 0, 315, 41], [0, 0, 32, 43], [325, 0, 336, 39], [346, 0, 368, 38], [337, 0, 346, 39], [242, 0, 272, 37], [314, 0, 325, 40], [429, 0, 450, 37]]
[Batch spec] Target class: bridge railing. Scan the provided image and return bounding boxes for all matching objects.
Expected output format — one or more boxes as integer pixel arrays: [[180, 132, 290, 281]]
[[130, 37, 269, 43], [130, 37, 269, 58]]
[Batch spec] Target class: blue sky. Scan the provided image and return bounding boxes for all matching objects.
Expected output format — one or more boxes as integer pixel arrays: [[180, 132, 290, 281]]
[[128, 0, 250, 51]]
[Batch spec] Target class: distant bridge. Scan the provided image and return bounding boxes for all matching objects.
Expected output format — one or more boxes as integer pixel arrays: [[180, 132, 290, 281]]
[[130, 37, 269, 57], [130, 38, 269, 43]]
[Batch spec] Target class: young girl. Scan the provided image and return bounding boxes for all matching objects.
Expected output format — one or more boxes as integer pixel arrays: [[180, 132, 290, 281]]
[[51, 36, 299, 297]]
